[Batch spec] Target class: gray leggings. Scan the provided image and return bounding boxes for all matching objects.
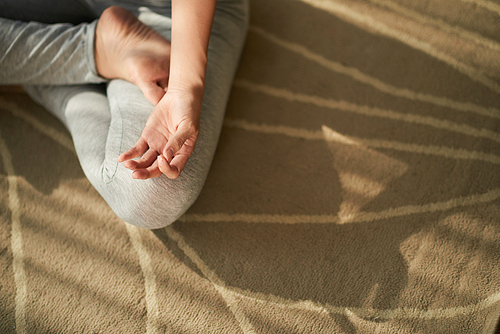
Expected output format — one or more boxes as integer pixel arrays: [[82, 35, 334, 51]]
[[0, 0, 249, 228]]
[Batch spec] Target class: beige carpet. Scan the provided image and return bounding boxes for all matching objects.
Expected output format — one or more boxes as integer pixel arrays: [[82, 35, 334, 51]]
[[2, 0, 500, 333]]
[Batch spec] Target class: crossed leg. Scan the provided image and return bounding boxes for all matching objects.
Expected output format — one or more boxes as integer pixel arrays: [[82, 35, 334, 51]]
[[5, 0, 249, 228]]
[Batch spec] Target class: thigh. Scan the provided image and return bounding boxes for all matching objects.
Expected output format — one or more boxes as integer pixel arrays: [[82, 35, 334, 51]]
[[0, 0, 97, 24]]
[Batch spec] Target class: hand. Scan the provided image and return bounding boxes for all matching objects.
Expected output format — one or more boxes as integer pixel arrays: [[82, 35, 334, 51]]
[[118, 88, 202, 179]]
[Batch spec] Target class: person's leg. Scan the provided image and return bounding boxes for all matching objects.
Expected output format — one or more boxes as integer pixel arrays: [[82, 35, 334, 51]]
[[0, 18, 104, 85], [26, 0, 249, 229], [0, 0, 104, 85]]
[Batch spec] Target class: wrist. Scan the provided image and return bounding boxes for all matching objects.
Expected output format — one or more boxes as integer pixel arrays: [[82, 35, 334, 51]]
[[168, 77, 205, 98], [168, 60, 206, 90], [168, 45, 207, 95]]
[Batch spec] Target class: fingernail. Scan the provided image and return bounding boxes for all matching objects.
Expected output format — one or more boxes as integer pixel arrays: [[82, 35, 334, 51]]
[[166, 148, 174, 162]]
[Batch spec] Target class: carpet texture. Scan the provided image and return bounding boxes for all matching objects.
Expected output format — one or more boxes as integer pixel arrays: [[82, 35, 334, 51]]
[[1, 0, 500, 333]]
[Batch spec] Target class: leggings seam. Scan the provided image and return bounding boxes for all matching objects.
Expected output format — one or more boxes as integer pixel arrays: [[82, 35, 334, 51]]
[[103, 89, 123, 184]]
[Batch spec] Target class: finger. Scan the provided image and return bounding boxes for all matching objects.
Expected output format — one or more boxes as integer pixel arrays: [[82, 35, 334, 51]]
[[158, 154, 181, 179], [118, 138, 148, 162], [137, 80, 166, 106], [124, 149, 158, 170], [168, 152, 193, 179], [131, 160, 163, 179], [164, 122, 198, 162]]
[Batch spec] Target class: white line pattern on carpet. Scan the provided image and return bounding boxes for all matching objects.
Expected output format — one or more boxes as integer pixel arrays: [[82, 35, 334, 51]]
[[322, 125, 500, 164], [234, 80, 500, 143], [181, 188, 500, 224], [0, 130, 27, 334], [223, 119, 500, 165], [297, 0, 500, 94], [173, 214, 500, 321], [165, 220, 500, 321], [367, 0, 500, 52], [125, 225, 159, 334], [165, 226, 256, 334], [460, 0, 500, 15], [249, 26, 500, 118], [212, 283, 500, 321]]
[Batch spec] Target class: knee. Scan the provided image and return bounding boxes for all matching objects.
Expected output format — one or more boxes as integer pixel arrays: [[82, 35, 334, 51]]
[[107, 176, 203, 229]]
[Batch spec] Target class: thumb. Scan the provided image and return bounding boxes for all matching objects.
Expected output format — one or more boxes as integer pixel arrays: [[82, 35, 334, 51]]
[[137, 80, 166, 106]]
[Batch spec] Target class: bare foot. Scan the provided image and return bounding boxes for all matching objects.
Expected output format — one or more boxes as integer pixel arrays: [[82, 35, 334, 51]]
[[95, 6, 171, 105]]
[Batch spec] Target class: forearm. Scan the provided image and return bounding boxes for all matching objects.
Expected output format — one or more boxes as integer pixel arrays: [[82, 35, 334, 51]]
[[168, 0, 217, 94]]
